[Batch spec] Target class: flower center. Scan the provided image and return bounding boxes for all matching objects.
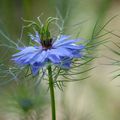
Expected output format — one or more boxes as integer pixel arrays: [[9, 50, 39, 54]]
[[41, 38, 53, 49]]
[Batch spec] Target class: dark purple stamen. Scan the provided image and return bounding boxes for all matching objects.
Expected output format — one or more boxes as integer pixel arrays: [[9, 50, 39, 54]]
[[41, 38, 53, 49]]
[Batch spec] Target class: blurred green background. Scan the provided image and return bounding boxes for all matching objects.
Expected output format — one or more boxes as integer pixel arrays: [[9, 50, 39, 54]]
[[0, 0, 120, 120]]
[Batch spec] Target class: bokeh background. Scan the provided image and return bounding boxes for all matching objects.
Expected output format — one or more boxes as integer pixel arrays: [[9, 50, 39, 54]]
[[0, 0, 120, 120]]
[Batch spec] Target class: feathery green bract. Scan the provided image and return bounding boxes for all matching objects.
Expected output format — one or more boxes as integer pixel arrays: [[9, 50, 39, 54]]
[[105, 32, 120, 79]]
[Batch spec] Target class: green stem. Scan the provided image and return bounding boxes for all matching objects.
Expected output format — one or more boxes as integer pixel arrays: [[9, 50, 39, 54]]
[[48, 65, 56, 120]]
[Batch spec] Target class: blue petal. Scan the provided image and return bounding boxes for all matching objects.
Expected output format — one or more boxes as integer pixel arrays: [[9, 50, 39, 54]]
[[31, 62, 43, 75], [12, 47, 38, 57], [48, 54, 60, 64], [53, 35, 70, 47], [12, 52, 37, 65], [12, 56, 28, 65], [29, 34, 34, 40], [62, 44, 84, 50], [49, 47, 73, 58], [73, 53, 83, 58], [53, 34, 82, 47], [24, 52, 39, 63], [29, 31, 40, 44], [61, 58, 71, 69], [53, 39, 81, 48], [30, 50, 48, 64]]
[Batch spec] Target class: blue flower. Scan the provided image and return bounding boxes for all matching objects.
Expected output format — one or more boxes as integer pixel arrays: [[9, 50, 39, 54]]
[[12, 32, 84, 75]]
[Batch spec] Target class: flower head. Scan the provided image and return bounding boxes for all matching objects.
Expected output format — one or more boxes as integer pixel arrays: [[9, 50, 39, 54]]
[[12, 18, 84, 75]]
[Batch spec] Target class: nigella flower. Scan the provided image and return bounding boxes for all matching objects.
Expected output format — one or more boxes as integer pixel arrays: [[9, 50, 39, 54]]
[[12, 18, 84, 76]]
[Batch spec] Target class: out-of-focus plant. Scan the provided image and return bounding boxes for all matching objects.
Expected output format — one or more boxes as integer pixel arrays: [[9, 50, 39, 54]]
[[105, 32, 120, 79], [0, 80, 48, 120]]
